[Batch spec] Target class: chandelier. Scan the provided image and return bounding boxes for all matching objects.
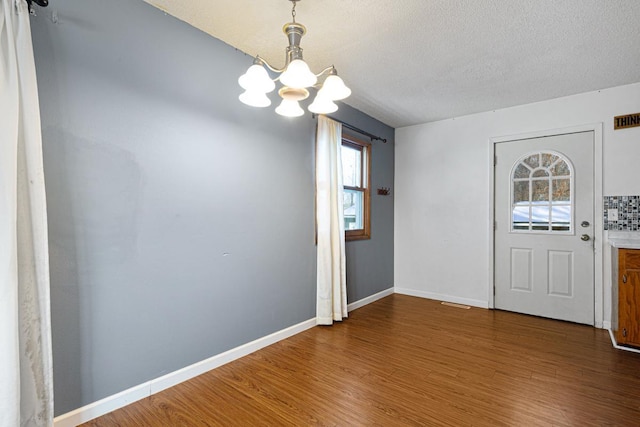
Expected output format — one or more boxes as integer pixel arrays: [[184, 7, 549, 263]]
[[238, 0, 351, 117]]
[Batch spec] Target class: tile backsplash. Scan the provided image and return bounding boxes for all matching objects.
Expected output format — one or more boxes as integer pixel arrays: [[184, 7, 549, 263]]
[[604, 195, 640, 231]]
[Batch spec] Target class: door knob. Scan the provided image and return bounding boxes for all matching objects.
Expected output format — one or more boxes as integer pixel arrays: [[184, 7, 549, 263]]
[[581, 221, 590, 227], [581, 234, 590, 241]]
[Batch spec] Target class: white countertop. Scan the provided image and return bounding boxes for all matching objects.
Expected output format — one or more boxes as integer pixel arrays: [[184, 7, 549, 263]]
[[608, 231, 640, 249], [609, 238, 640, 249]]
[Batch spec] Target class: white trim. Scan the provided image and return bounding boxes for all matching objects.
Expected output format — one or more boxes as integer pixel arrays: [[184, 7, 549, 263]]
[[394, 287, 488, 308], [607, 329, 640, 354], [53, 290, 393, 427], [53, 384, 150, 427], [490, 124, 601, 144], [489, 123, 605, 328], [347, 287, 394, 312], [593, 123, 604, 328], [488, 143, 496, 308]]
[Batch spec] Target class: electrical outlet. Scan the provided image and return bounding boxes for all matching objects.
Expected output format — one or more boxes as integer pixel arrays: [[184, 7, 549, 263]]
[[608, 208, 619, 221]]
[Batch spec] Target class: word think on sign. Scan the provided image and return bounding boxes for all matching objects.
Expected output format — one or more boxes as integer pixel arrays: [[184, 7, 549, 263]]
[[614, 112, 640, 130]]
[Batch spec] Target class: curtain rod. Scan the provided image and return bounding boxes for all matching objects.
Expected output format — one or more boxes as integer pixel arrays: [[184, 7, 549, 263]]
[[312, 114, 387, 143]]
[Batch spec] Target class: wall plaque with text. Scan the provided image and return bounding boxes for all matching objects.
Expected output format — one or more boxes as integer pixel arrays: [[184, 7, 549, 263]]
[[614, 113, 640, 130]]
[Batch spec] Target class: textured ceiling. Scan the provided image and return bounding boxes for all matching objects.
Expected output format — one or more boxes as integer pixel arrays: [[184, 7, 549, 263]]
[[144, 0, 640, 128]]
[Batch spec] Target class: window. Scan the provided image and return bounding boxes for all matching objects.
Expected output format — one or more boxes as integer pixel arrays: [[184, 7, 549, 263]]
[[511, 151, 573, 233], [342, 135, 371, 240]]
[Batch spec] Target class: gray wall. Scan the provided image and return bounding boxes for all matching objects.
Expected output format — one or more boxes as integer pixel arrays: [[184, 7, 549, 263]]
[[30, 0, 394, 416], [338, 105, 395, 303]]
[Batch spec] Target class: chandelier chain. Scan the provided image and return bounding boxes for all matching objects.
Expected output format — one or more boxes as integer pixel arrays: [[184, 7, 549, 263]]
[[291, 1, 297, 23]]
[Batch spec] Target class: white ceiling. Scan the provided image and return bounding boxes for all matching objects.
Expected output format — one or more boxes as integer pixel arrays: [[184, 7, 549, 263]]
[[144, 0, 640, 128]]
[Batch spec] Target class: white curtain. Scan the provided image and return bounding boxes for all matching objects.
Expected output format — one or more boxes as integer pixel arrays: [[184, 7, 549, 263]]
[[1, 0, 54, 426], [315, 116, 347, 325]]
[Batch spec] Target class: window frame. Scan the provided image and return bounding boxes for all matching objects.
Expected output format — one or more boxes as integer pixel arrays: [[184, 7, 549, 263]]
[[342, 134, 371, 241], [509, 150, 574, 234]]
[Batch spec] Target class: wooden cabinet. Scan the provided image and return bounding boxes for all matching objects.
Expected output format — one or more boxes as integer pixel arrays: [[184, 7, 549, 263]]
[[616, 248, 640, 347]]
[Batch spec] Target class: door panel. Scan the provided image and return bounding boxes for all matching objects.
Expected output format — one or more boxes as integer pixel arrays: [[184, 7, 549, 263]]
[[495, 132, 594, 325], [548, 250, 573, 296], [511, 248, 532, 291]]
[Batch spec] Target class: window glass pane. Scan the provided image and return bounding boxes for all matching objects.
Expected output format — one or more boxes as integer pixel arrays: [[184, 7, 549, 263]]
[[514, 164, 530, 179], [532, 169, 549, 178], [532, 180, 549, 201], [551, 160, 570, 176], [552, 204, 571, 231], [531, 203, 551, 227], [344, 189, 363, 230], [532, 224, 550, 231], [512, 205, 530, 230], [524, 154, 539, 169], [552, 178, 570, 201], [541, 153, 558, 168], [513, 181, 529, 203], [341, 145, 362, 187]]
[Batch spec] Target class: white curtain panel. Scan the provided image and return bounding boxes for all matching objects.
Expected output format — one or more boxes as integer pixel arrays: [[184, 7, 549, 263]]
[[315, 116, 348, 325], [0, 0, 54, 425]]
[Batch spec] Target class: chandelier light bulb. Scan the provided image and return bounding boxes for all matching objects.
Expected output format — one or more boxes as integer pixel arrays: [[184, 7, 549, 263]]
[[319, 74, 351, 101], [238, 64, 275, 93], [239, 90, 272, 108], [279, 59, 317, 89], [275, 99, 305, 117], [308, 94, 338, 114]]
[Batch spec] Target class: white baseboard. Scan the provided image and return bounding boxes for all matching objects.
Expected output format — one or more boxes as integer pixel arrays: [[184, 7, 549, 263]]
[[393, 288, 612, 330], [53, 383, 150, 427], [54, 289, 393, 427], [347, 287, 394, 312], [53, 317, 316, 427], [394, 287, 489, 309], [607, 328, 640, 354]]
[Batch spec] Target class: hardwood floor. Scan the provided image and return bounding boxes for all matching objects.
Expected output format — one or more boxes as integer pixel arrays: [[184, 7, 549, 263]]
[[82, 295, 640, 426]]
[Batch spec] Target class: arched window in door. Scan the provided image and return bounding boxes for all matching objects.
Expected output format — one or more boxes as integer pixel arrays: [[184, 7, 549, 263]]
[[511, 151, 573, 232]]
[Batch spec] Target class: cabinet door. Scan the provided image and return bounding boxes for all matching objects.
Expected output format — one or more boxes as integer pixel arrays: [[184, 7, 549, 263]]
[[618, 249, 640, 346]]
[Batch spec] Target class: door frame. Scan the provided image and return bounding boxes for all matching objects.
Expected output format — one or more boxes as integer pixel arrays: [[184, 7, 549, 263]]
[[488, 123, 604, 327]]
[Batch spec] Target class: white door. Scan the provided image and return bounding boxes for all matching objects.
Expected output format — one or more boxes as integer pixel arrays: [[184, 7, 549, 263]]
[[494, 132, 594, 325]]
